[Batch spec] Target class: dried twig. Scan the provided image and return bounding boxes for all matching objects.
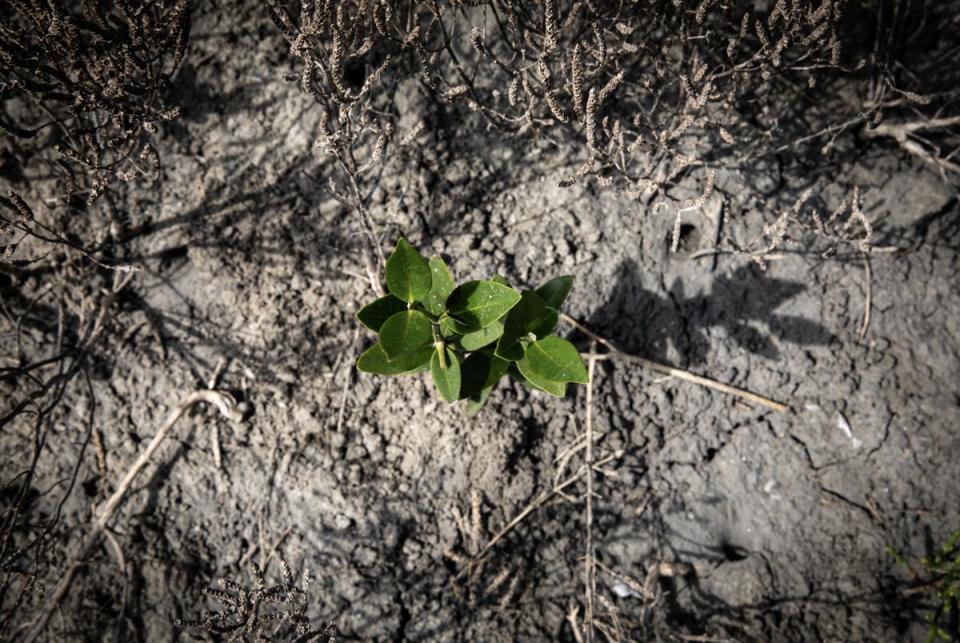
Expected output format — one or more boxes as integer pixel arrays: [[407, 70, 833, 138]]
[[561, 313, 790, 413], [25, 390, 247, 642], [858, 254, 872, 342], [91, 428, 108, 479], [862, 116, 960, 175], [583, 341, 597, 643], [460, 450, 623, 579]]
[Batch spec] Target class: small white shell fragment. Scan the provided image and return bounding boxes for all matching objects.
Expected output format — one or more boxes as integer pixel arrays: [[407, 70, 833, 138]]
[[611, 582, 642, 598], [836, 412, 863, 449]]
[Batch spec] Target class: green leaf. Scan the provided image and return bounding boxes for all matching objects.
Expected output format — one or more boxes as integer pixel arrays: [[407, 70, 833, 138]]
[[439, 316, 462, 338], [385, 238, 432, 303], [517, 336, 589, 384], [462, 353, 506, 413], [379, 310, 433, 359], [454, 320, 504, 351], [504, 290, 549, 337], [460, 351, 509, 400], [423, 256, 455, 316], [431, 346, 461, 403], [465, 388, 492, 415], [357, 342, 432, 375], [516, 365, 567, 397], [491, 274, 511, 286], [535, 275, 574, 309], [356, 295, 407, 332], [494, 333, 525, 362], [446, 280, 521, 330], [496, 290, 550, 361], [532, 306, 559, 338]]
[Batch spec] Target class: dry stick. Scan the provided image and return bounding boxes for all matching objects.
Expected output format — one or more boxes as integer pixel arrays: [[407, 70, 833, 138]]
[[261, 525, 294, 570], [207, 359, 228, 471], [24, 390, 246, 643], [688, 248, 787, 262], [858, 254, 872, 343], [583, 342, 597, 643], [862, 116, 960, 175], [560, 313, 790, 413], [460, 450, 623, 580], [91, 428, 108, 479], [567, 605, 586, 643], [335, 327, 360, 435], [337, 153, 386, 295]]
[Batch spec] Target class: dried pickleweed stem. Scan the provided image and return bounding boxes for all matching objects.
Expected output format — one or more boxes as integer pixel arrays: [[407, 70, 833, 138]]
[[1, 1, 190, 202]]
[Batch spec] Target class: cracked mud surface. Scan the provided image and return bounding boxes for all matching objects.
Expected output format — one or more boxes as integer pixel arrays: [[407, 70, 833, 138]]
[[2, 3, 959, 642]]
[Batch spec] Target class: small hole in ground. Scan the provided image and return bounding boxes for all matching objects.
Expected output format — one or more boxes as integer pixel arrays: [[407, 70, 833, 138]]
[[720, 542, 749, 562], [667, 222, 701, 254]]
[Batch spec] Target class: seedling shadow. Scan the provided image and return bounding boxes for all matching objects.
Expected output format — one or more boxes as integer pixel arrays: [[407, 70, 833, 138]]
[[586, 259, 834, 366]]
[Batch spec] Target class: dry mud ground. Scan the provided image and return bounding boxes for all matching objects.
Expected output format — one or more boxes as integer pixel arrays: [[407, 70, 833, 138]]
[[3, 3, 960, 642]]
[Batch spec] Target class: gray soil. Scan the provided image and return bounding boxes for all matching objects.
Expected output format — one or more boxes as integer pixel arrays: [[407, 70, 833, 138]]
[[3, 3, 959, 642]]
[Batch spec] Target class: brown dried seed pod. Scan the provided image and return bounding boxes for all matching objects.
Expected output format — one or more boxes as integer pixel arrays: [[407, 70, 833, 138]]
[[444, 85, 469, 100], [469, 26, 485, 56], [140, 144, 160, 177], [901, 91, 931, 105], [160, 106, 181, 121], [508, 76, 520, 106], [570, 44, 584, 116], [537, 56, 551, 85], [755, 19, 771, 50], [302, 52, 317, 95], [358, 56, 391, 98], [7, 191, 34, 221], [592, 22, 606, 62], [545, 91, 567, 123], [695, 0, 712, 24], [585, 88, 597, 150], [597, 70, 624, 105], [116, 167, 137, 182], [809, 0, 832, 25], [544, 0, 558, 51]]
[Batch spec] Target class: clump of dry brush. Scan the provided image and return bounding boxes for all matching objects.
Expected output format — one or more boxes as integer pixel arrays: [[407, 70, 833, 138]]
[[436, 0, 846, 185], [0, 0, 191, 204], [1, 3, 192, 633], [271, 0, 958, 264], [266, 0, 435, 284], [178, 561, 336, 643]]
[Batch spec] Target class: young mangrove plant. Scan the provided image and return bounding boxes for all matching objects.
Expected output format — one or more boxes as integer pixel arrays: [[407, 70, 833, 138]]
[[356, 238, 588, 410]]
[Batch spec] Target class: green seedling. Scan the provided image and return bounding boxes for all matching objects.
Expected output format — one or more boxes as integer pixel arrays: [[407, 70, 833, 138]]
[[356, 238, 588, 410], [887, 528, 960, 642]]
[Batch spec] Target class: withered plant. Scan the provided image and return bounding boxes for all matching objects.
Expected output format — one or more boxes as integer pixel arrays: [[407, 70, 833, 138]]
[[0, 254, 136, 637], [178, 561, 336, 642], [501, 2, 957, 250], [0, 5, 191, 608], [267, 0, 434, 286], [427, 2, 846, 245], [268, 1, 959, 267], [0, 0, 191, 204]]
